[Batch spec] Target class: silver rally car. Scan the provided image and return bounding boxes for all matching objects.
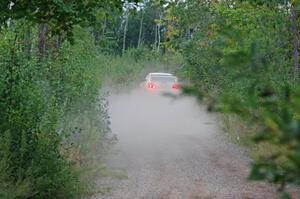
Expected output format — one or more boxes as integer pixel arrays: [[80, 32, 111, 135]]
[[144, 73, 180, 92]]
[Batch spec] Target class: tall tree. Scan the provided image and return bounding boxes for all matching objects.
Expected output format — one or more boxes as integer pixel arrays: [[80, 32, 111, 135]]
[[291, 2, 299, 80], [123, 12, 129, 53], [138, 10, 144, 48], [0, 0, 124, 41]]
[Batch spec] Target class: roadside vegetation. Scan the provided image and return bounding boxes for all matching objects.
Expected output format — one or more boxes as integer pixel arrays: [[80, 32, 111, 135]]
[[0, 1, 180, 198], [0, 1, 124, 198], [102, 48, 181, 89], [162, 1, 300, 197], [1, 0, 300, 199], [0, 22, 113, 198]]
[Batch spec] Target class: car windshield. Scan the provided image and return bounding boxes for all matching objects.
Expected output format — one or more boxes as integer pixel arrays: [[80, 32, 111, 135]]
[[151, 75, 176, 82]]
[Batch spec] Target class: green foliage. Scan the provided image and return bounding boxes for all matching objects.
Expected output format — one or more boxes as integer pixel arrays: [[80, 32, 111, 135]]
[[0, 1, 177, 198], [0, 0, 124, 40], [102, 47, 181, 87], [166, 0, 300, 196], [0, 21, 112, 198], [134, 1, 162, 48], [102, 0, 165, 53]]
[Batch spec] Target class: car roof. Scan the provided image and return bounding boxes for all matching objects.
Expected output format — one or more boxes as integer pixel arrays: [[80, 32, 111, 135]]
[[149, 73, 173, 76]]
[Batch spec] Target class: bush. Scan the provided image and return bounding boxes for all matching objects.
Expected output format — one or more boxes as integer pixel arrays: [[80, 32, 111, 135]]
[[170, 1, 300, 195], [0, 23, 111, 198]]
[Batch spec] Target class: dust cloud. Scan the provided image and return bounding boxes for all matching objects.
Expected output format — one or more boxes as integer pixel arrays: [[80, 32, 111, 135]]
[[90, 87, 278, 199]]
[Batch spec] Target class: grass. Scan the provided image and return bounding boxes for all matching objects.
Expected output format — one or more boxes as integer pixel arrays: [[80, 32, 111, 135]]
[[219, 113, 289, 166], [219, 114, 256, 147], [102, 50, 183, 89]]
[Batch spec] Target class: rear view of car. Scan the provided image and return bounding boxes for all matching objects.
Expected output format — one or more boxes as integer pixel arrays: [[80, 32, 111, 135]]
[[145, 73, 180, 92]]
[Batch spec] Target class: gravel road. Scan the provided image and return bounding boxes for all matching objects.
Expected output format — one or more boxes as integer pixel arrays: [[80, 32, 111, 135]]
[[89, 88, 280, 199]]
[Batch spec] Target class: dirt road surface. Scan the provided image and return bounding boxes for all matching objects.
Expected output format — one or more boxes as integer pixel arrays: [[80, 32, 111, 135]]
[[89, 88, 280, 199]]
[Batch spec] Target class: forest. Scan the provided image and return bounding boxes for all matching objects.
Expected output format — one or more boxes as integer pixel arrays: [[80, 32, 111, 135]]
[[0, 0, 300, 198]]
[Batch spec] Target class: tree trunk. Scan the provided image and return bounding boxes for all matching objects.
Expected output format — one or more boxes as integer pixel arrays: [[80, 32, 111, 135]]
[[97, 16, 107, 45], [56, 34, 61, 49], [102, 16, 107, 36], [154, 25, 157, 51], [21, 25, 31, 59], [157, 24, 161, 53], [25, 26, 31, 59], [138, 11, 144, 48], [93, 29, 99, 44], [291, 4, 299, 80], [38, 24, 47, 60], [157, 15, 162, 53], [122, 13, 129, 54]]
